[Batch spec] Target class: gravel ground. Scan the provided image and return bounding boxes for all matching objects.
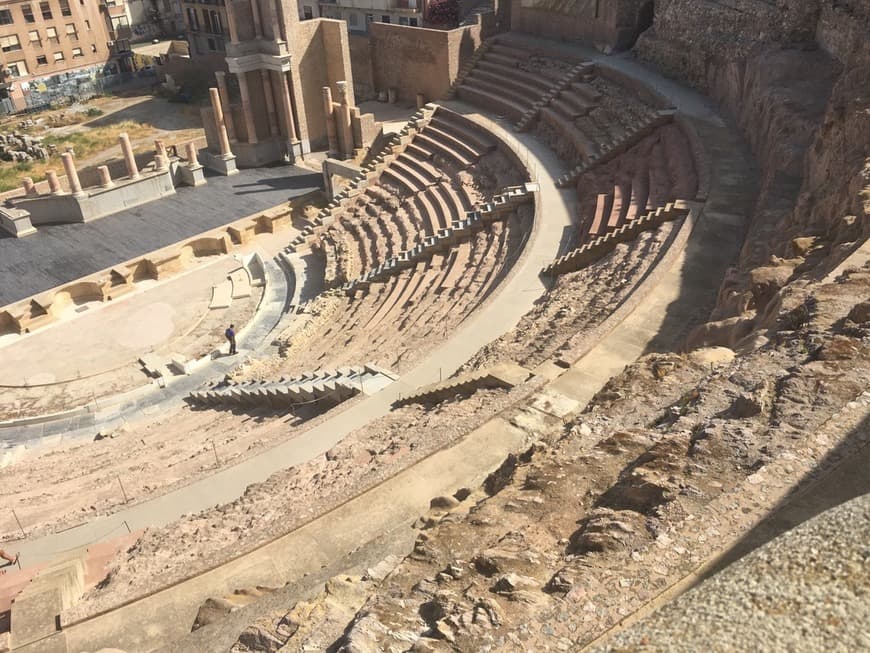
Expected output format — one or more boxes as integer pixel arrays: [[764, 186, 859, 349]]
[[598, 493, 870, 652]]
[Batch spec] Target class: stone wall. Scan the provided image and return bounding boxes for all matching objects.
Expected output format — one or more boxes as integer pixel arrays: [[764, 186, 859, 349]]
[[349, 35, 376, 102], [509, 0, 651, 52], [292, 18, 356, 151], [635, 0, 870, 348], [367, 21, 483, 104]]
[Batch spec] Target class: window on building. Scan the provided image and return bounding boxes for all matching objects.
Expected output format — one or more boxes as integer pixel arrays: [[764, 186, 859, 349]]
[[201, 9, 212, 32], [46, 26, 58, 41], [53, 50, 64, 61], [7, 61, 28, 77], [211, 11, 222, 33], [0, 34, 21, 52], [22, 4, 35, 23], [0, 9, 13, 25], [398, 16, 408, 25], [40, 1, 52, 20], [409, 17, 417, 26], [303, 6, 313, 19], [90, 43, 95, 52], [186, 7, 199, 30], [366, 13, 374, 26], [65, 23, 77, 40], [28, 29, 40, 46], [383, 14, 391, 22], [348, 12, 358, 26], [59, 0, 71, 16], [207, 37, 217, 50], [71, 46, 82, 57], [36, 54, 47, 65]]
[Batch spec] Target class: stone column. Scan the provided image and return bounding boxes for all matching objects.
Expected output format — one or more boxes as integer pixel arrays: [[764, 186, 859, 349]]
[[278, 70, 300, 159], [261, 70, 279, 136], [119, 132, 140, 179], [236, 72, 258, 144], [21, 176, 36, 195], [225, 0, 240, 43], [336, 81, 354, 160], [262, 0, 278, 39], [250, 0, 263, 37], [322, 86, 338, 155], [209, 87, 233, 158], [154, 154, 168, 171], [46, 169, 62, 195], [154, 139, 168, 161], [214, 71, 237, 142], [97, 165, 113, 188], [61, 152, 85, 197], [186, 142, 200, 167]]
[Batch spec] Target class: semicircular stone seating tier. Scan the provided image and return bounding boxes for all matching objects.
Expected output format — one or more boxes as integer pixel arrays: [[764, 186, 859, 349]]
[[284, 107, 534, 374], [452, 34, 703, 274]]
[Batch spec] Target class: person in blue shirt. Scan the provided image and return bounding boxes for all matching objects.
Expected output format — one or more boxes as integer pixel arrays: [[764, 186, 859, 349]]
[[225, 324, 237, 355]]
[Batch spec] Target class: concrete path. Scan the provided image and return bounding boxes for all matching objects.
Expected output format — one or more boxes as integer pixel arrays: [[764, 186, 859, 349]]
[[11, 104, 576, 566]]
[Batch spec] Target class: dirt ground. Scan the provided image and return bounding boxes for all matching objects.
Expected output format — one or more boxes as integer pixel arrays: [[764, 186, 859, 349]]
[[0, 92, 203, 191]]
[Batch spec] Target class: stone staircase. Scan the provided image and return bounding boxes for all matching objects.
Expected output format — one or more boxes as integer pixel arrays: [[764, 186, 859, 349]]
[[394, 362, 531, 407], [555, 109, 677, 188], [514, 62, 595, 132], [542, 200, 692, 276], [340, 183, 536, 294], [188, 364, 399, 410]]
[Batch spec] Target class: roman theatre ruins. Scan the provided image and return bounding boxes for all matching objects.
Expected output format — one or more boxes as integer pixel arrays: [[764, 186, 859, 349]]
[[0, 0, 867, 651]]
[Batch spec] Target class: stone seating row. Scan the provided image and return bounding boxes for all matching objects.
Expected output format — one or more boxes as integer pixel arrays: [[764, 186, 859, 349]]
[[553, 109, 677, 187], [341, 184, 536, 293], [574, 125, 700, 246], [302, 108, 502, 286], [453, 37, 575, 122], [288, 106, 438, 251], [542, 200, 691, 276], [287, 209, 528, 375]]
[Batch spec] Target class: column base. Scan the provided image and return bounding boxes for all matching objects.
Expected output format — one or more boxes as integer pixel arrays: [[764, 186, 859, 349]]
[[286, 140, 304, 163], [179, 164, 208, 187], [200, 149, 239, 176]]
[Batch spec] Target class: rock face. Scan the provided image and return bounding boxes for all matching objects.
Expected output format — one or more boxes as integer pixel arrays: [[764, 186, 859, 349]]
[[596, 493, 870, 652], [638, 0, 870, 350], [224, 262, 866, 652]]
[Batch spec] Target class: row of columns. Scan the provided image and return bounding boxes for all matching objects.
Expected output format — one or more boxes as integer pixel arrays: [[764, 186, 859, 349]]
[[210, 68, 299, 153], [21, 134, 198, 197]]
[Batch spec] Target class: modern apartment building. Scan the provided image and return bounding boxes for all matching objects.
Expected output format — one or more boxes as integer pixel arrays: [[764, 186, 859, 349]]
[[181, 0, 426, 57], [314, 0, 425, 32], [0, 0, 135, 111], [180, 0, 228, 57]]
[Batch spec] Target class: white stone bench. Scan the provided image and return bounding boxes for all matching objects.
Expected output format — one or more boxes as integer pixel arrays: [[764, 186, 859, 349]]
[[229, 267, 252, 299], [169, 353, 193, 375], [210, 280, 233, 309], [139, 353, 164, 378]]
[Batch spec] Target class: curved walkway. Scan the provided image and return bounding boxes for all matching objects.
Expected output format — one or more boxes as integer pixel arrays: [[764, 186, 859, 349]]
[[11, 49, 756, 652]]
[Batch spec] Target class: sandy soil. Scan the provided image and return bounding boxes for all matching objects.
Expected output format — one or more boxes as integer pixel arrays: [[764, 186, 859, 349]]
[[66, 386, 525, 621]]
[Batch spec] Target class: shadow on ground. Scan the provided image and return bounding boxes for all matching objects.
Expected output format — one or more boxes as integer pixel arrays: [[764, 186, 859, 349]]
[[696, 413, 869, 584], [86, 96, 203, 132]]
